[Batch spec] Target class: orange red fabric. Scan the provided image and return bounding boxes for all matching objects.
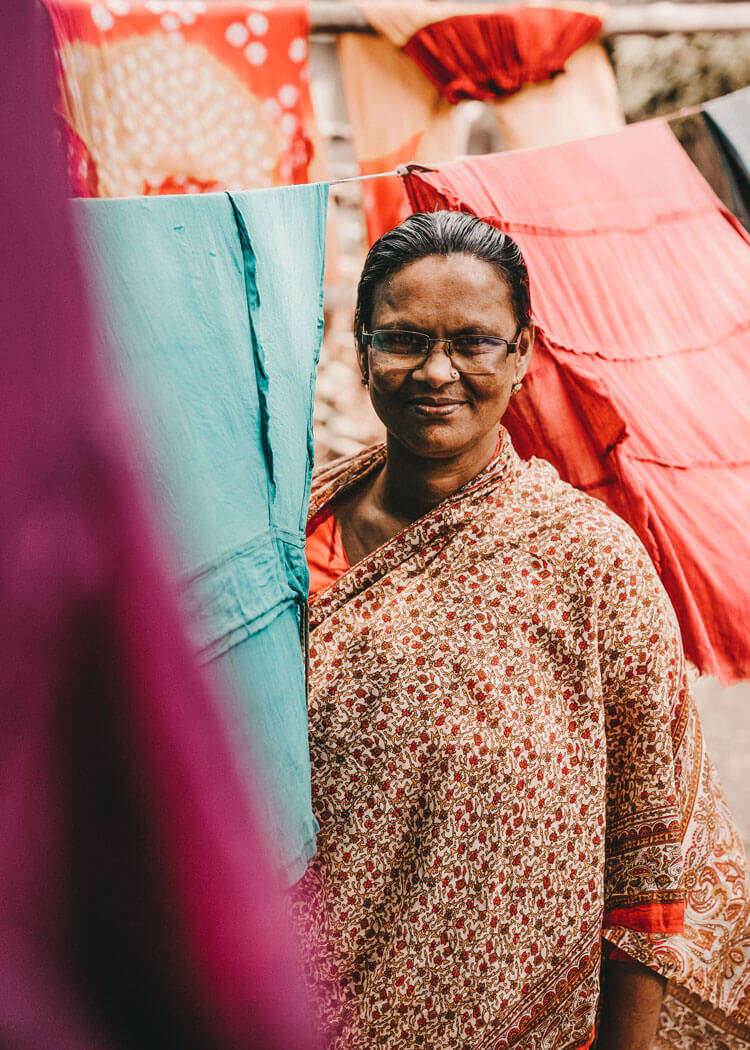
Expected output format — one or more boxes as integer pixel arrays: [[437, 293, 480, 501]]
[[604, 901, 686, 936], [405, 119, 750, 684], [306, 506, 350, 597], [47, 0, 320, 197], [401, 6, 603, 104]]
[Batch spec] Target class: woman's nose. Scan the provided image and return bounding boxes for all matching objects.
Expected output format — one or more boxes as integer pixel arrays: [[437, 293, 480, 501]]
[[412, 340, 457, 386]]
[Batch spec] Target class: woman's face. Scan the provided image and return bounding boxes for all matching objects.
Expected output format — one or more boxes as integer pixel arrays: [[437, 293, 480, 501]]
[[360, 253, 533, 460]]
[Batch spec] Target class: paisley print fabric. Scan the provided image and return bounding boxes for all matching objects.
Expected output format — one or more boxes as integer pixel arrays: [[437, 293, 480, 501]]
[[294, 432, 750, 1049]]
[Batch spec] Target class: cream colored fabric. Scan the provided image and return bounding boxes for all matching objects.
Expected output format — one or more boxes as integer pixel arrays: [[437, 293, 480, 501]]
[[356, 0, 623, 154], [492, 41, 624, 150], [337, 32, 457, 166]]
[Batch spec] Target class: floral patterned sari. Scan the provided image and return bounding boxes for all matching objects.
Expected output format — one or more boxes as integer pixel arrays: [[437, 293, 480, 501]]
[[295, 432, 750, 1050]]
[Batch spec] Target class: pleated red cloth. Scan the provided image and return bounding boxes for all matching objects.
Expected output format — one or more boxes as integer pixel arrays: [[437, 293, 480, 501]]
[[402, 6, 602, 104], [0, 5, 315, 1049], [405, 120, 750, 683]]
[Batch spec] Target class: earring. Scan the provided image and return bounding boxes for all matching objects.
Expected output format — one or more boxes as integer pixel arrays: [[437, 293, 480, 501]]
[[449, 369, 459, 380], [361, 375, 369, 388], [511, 379, 523, 395]]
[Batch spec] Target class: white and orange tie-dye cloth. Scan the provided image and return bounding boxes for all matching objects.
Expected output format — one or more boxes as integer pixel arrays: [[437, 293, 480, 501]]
[[47, 0, 320, 196]]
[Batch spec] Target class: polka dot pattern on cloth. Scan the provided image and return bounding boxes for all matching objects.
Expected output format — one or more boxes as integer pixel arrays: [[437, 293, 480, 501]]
[[246, 11, 269, 35], [49, 2, 317, 196], [245, 41, 267, 65]]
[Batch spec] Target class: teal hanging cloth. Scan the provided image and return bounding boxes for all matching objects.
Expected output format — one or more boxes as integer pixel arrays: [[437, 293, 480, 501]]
[[75, 183, 327, 882]]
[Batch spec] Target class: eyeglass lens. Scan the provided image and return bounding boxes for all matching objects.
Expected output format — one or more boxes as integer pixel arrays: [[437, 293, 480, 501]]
[[369, 330, 513, 375]]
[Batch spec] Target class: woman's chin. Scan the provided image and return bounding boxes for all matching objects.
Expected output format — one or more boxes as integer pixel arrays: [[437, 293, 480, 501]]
[[391, 423, 474, 461]]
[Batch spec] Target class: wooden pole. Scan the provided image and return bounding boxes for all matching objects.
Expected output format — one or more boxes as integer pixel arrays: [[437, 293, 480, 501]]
[[604, 1, 750, 35], [310, 1, 750, 37]]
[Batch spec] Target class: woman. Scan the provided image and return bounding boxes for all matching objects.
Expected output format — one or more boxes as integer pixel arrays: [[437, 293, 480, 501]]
[[297, 212, 750, 1049]]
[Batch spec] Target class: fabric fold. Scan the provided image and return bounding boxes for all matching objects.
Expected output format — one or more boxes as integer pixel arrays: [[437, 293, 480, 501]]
[[404, 119, 750, 684], [228, 193, 276, 496], [401, 6, 603, 104]]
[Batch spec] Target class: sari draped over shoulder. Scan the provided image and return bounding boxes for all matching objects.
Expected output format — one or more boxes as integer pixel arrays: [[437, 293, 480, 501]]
[[294, 432, 750, 1050]]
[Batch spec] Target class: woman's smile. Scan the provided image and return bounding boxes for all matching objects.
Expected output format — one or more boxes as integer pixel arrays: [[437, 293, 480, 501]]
[[408, 395, 466, 417], [363, 254, 529, 463]]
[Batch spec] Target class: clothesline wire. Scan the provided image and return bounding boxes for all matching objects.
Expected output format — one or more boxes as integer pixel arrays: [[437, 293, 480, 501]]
[[330, 168, 401, 186], [327, 104, 714, 188]]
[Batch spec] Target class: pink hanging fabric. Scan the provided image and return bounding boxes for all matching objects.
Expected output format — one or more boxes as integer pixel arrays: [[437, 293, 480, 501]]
[[0, 5, 315, 1048], [402, 6, 603, 104], [405, 120, 750, 683]]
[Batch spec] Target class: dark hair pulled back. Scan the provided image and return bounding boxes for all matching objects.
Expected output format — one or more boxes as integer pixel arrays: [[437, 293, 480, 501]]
[[354, 211, 531, 348]]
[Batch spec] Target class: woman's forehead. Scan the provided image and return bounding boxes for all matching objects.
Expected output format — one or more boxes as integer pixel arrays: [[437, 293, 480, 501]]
[[372, 253, 515, 324]]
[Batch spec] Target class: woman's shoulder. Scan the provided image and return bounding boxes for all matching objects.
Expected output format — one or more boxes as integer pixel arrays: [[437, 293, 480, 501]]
[[508, 459, 684, 661], [309, 442, 385, 519], [505, 453, 658, 580]]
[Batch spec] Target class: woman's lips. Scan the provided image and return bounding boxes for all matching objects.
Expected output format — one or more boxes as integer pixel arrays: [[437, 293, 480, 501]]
[[409, 399, 464, 417]]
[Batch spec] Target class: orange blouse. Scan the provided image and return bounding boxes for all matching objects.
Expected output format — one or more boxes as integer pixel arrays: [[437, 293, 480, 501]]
[[306, 506, 350, 597], [306, 436, 508, 599]]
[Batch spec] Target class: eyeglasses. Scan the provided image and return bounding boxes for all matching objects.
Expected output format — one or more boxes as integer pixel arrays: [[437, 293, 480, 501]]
[[362, 328, 521, 376]]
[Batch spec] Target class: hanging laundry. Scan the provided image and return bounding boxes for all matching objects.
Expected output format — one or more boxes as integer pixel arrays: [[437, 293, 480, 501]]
[[490, 41, 624, 150], [703, 87, 750, 229], [47, 0, 319, 196], [337, 28, 458, 244], [339, 2, 623, 242], [405, 120, 750, 685], [401, 6, 602, 103], [1, 3, 317, 1047], [75, 182, 327, 881], [399, 5, 624, 151]]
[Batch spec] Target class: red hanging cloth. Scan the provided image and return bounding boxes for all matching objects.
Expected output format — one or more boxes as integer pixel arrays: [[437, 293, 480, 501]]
[[405, 120, 750, 683], [0, 4, 315, 1048], [402, 5, 603, 104]]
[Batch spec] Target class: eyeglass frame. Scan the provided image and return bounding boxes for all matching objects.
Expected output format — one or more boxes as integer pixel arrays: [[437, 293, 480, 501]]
[[361, 327, 523, 375]]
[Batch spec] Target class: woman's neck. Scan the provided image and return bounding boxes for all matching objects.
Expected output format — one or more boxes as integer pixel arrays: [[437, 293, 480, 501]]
[[375, 430, 500, 525]]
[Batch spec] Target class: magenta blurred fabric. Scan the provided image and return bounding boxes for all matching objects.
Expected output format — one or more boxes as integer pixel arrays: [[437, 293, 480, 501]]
[[0, 5, 315, 1049]]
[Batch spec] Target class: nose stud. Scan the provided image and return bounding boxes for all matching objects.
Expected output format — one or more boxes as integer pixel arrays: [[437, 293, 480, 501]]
[[449, 369, 459, 380]]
